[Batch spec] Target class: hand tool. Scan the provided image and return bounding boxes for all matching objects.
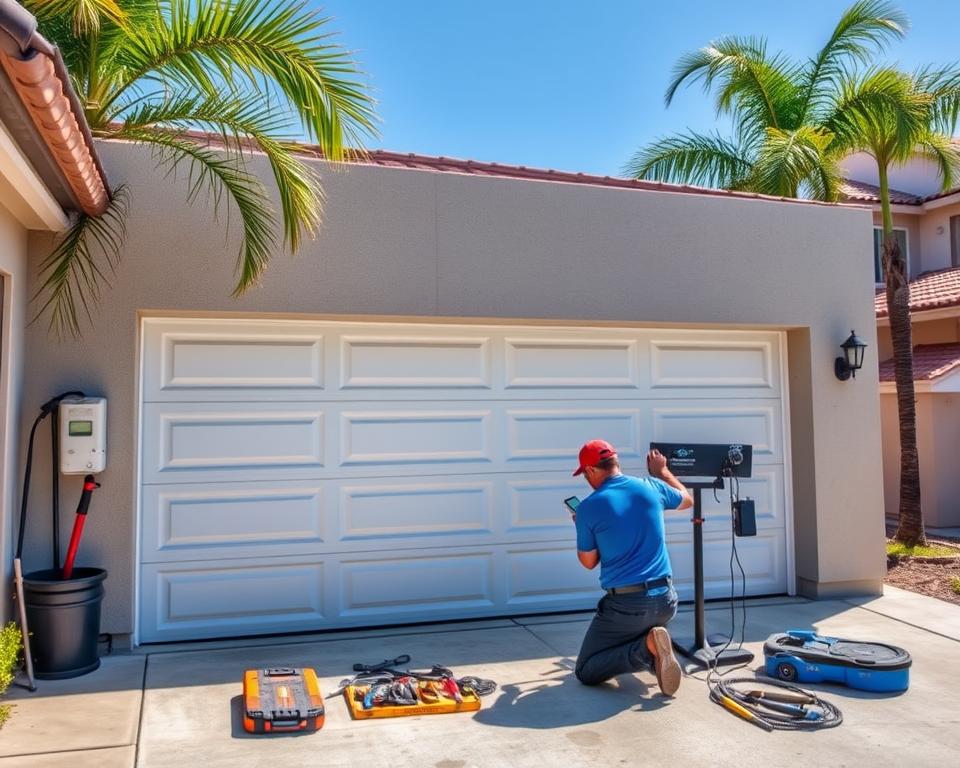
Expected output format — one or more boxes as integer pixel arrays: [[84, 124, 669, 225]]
[[61, 475, 100, 580]]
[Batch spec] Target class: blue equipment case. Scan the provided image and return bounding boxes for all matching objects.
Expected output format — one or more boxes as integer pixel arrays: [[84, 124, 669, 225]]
[[764, 630, 911, 693]]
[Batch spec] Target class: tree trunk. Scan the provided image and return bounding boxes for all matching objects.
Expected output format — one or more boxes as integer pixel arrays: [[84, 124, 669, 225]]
[[883, 233, 926, 546]]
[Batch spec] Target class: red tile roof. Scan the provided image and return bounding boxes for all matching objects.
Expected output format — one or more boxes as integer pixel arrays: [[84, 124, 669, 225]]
[[876, 266, 960, 318], [344, 150, 853, 205], [0, 1, 109, 215], [839, 178, 922, 205], [879, 343, 960, 382], [171, 130, 851, 207], [840, 177, 960, 206]]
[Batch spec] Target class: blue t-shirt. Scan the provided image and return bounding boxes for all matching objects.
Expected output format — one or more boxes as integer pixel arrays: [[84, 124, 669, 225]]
[[575, 474, 682, 590]]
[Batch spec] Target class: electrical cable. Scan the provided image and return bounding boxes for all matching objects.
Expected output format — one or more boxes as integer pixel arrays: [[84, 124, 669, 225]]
[[700, 466, 843, 732]]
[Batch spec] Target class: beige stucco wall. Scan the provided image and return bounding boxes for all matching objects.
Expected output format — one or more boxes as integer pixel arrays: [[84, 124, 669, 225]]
[[22, 141, 886, 638], [917, 200, 960, 273], [872, 201, 960, 278], [0, 202, 28, 624], [880, 390, 960, 528], [877, 317, 960, 361]]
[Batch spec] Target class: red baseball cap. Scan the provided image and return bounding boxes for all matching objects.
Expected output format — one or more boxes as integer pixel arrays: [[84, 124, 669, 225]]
[[573, 439, 618, 476]]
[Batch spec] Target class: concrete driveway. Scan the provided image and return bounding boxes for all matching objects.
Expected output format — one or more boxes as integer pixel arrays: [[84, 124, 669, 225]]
[[2, 586, 959, 767]]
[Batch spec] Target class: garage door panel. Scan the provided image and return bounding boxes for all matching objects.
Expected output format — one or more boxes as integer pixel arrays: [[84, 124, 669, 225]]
[[339, 409, 493, 466], [338, 480, 494, 541], [340, 335, 492, 389], [650, 401, 782, 463], [142, 319, 326, 401], [663, 466, 785, 533], [141, 482, 325, 562], [506, 478, 586, 533], [339, 551, 495, 618], [505, 407, 640, 463], [141, 558, 326, 641], [649, 338, 779, 395], [504, 338, 640, 389], [142, 403, 324, 482], [504, 547, 602, 607], [667, 531, 786, 600]]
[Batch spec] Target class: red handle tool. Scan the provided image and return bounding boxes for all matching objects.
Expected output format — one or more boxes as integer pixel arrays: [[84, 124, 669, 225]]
[[62, 475, 99, 580]]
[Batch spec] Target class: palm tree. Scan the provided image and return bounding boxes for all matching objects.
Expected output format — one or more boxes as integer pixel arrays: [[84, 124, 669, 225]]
[[26, 0, 377, 337], [627, 1, 960, 546]]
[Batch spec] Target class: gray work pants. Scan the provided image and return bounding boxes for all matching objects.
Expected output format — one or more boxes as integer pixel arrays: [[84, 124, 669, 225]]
[[574, 587, 679, 685]]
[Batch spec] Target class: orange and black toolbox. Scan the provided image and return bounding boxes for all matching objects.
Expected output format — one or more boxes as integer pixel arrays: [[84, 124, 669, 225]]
[[242, 667, 325, 734]]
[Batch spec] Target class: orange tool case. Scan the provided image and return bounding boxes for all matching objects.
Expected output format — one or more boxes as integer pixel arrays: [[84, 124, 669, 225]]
[[243, 668, 325, 734]]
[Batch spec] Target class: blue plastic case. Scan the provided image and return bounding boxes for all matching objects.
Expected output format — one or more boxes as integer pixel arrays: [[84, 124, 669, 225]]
[[763, 630, 910, 693]]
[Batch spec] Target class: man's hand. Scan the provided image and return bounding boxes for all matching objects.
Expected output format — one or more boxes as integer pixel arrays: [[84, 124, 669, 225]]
[[647, 448, 668, 478], [648, 448, 693, 511]]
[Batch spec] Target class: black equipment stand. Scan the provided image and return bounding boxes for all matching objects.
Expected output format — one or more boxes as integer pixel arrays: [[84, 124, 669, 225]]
[[672, 479, 755, 668]]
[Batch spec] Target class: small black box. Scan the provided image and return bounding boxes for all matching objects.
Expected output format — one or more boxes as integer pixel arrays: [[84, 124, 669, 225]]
[[733, 499, 756, 537]]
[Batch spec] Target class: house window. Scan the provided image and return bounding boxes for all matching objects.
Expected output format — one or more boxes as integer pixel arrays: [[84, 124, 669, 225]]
[[951, 215, 960, 268], [873, 227, 908, 284]]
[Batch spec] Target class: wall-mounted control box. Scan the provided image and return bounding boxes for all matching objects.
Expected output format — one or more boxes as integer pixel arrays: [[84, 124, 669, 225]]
[[59, 397, 106, 474]]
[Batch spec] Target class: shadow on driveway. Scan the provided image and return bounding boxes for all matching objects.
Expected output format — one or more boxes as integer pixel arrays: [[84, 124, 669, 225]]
[[473, 658, 669, 729]]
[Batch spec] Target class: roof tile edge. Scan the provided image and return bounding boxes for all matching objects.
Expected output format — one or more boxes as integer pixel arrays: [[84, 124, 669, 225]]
[[0, 2, 108, 217]]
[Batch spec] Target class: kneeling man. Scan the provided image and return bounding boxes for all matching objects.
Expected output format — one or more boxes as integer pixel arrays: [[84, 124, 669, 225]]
[[571, 440, 692, 696]]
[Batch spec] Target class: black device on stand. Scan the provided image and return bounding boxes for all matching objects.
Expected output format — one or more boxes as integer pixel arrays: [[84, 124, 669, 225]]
[[650, 442, 755, 669]]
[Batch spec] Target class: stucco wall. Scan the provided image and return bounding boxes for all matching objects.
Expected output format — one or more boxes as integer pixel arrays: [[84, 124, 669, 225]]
[[917, 200, 960, 273], [877, 317, 960, 361], [0, 202, 27, 624], [931, 394, 960, 527], [880, 391, 959, 528], [22, 141, 885, 637]]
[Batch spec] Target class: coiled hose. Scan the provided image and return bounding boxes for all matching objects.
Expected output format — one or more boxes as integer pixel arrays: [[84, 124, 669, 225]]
[[709, 675, 843, 731]]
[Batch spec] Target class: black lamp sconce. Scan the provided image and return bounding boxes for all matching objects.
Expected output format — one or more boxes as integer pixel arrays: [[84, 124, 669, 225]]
[[835, 330, 867, 381]]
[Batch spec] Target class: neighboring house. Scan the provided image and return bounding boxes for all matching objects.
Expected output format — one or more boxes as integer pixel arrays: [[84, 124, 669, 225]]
[[875, 269, 960, 528], [0, 0, 109, 623], [841, 151, 960, 528], [5, 6, 885, 648]]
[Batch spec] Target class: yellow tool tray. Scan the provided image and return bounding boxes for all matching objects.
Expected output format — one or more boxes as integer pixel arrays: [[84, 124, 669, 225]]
[[343, 682, 481, 719]]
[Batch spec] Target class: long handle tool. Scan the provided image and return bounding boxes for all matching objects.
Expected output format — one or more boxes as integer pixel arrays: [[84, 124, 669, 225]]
[[62, 476, 99, 580], [13, 558, 36, 691]]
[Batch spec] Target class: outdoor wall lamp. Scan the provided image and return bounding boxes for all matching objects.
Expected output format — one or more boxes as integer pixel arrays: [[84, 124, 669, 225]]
[[835, 330, 867, 381]]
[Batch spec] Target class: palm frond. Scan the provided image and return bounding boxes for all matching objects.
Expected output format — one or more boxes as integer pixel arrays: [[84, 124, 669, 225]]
[[103, 0, 377, 157], [914, 64, 960, 135], [824, 67, 931, 162], [623, 131, 754, 189], [32, 185, 129, 339], [915, 130, 960, 193], [801, 0, 908, 120], [750, 126, 841, 200], [665, 36, 802, 141], [113, 125, 276, 293], [26, 0, 128, 35], [118, 93, 322, 251]]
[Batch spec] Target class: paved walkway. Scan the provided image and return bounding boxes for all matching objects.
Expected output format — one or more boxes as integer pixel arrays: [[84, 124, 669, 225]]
[[3, 587, 959, 767]]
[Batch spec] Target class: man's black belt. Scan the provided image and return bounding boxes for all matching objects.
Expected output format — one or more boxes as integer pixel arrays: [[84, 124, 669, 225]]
[[605, 576, 671, 596]]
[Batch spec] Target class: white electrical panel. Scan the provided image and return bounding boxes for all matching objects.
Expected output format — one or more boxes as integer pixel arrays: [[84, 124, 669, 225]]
[[59, 397, 106, 474]]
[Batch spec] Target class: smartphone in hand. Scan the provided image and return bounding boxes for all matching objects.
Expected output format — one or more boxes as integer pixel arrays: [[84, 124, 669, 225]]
[[563, 496, 580, 516]]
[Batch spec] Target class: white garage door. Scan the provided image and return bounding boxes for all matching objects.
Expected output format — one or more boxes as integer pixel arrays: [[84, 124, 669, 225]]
[[138, 317, 792, 642]]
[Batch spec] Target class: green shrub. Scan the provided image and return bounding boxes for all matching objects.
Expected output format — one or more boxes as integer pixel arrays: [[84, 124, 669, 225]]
[[0, 621, 22, 728], [951, 577, 960, 596], [886, 542, 958, 558]]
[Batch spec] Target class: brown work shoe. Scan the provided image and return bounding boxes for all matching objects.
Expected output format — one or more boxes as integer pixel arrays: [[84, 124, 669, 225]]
[[646, 626, 681, 696]]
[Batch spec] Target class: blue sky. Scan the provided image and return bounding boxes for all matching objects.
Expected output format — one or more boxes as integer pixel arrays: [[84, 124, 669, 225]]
[[320, 0, 960, 176]]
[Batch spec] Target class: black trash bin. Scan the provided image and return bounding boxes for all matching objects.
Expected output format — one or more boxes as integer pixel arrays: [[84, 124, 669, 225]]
[[22, 568, 107, 679]]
